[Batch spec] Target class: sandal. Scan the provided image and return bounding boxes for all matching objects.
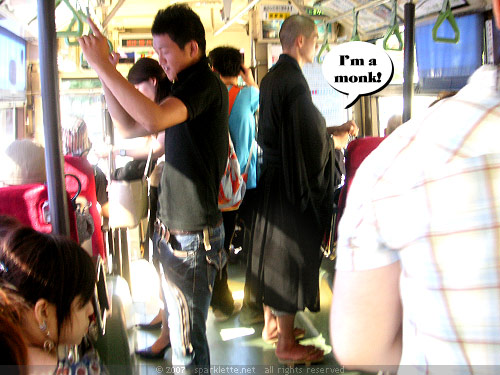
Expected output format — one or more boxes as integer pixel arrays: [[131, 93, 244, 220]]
[[262, 327, 306, 345], [277, 347, 324, 367]]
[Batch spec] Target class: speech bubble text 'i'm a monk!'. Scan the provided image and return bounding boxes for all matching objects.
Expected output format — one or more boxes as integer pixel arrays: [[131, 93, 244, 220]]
[[322, 41, 394, 109]]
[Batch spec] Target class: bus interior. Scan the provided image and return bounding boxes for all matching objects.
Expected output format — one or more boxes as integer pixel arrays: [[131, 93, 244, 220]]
[[0, 0, 498, 373]]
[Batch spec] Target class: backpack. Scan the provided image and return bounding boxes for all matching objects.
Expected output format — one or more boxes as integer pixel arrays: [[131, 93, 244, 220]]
[[218, 86, 256, 212]]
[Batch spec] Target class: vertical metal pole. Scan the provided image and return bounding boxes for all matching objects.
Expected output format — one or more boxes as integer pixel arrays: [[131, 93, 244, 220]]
[[103, 102, 115, 177], [251, 38, 257, 82], [403, 1, 415, 123], [37, 0, 70, 236]]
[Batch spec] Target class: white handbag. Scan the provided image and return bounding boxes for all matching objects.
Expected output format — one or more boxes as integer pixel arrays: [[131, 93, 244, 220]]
[[108, 147, 153, 228]]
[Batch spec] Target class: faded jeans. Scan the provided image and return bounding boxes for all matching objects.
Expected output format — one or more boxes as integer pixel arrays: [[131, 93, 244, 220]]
[[155, 223, 225, 373]]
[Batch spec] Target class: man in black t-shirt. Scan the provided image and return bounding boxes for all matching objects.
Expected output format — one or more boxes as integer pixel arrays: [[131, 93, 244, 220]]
[[79, 5, 228, 372]]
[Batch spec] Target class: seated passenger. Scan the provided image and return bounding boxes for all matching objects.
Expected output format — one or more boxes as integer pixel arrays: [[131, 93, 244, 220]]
[[0, 220, 106, 374], [62, 117, 109, 218], [384, 114, 402, 136], [0, 216, 27, 374], [0, 139, 46, 187]]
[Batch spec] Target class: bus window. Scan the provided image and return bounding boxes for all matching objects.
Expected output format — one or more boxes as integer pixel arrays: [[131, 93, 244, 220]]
[[60, 79, 105, 164], [378, 95, 436, 136], [0, 106, 16, 150]]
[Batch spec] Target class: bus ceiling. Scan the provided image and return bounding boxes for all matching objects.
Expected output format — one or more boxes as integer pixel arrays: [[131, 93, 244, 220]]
[[0, 0, 489, 43]]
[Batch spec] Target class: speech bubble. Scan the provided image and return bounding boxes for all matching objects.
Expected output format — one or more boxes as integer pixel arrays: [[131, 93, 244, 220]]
[[322, 41, 394, 109]]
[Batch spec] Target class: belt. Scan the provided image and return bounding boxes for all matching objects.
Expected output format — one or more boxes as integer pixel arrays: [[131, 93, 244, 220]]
[[154, 218, 223, 239]]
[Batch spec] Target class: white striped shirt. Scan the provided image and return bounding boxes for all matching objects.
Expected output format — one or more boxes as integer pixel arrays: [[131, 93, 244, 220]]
[[336, 65, 500, 374]]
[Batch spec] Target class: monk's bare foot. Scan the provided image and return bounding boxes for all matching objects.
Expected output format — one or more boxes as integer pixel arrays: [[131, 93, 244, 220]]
[[263, 327, 305, 343], [262, 315, 278, 342], [275, 343, 324, 364]]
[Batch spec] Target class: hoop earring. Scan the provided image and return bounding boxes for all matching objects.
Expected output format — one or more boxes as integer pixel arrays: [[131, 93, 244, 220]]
[[39, 320, 55, 352], [43, 336, 55, 352]]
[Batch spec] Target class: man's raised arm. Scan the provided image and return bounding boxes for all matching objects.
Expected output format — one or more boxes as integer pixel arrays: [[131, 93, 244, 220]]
[[78, 18, 188, 134]]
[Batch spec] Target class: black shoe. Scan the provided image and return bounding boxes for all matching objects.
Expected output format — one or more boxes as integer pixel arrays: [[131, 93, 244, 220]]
[[135, 343, 171, 360], [136, 321, 162, 330]]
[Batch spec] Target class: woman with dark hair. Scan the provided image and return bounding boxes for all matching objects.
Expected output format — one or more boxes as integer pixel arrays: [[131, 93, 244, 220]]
[[97, 57, 171, 163], [0, 222, 101, 373], [109, 57, 172, 359], [0, 216, 27, 374], [127, 57, 171, 104]]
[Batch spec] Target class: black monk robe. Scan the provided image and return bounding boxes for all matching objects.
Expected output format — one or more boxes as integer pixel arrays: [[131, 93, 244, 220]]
[[248, 54, 337, 313]]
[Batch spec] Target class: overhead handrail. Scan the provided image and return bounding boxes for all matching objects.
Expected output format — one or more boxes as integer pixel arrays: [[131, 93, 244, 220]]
[[214, 0, 262, 36], [325, 0, 391, 25], [350, 9, 360, 41], [102, 0, 127, 29], [383, 0, 403, 51], [432, 0, 460, 43]]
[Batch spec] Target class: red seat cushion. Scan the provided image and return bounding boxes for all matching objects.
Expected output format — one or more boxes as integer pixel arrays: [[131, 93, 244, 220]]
[[334, 137, 385, 242], [0, 184, 78, 241]]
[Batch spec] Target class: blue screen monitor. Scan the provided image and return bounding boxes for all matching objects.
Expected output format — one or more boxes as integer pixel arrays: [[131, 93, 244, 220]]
[[0, 26, 26, 101], [416, 13, 483, 92]]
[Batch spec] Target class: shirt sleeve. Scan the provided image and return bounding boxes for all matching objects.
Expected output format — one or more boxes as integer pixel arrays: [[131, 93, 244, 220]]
[[249, 86, 259, 113]]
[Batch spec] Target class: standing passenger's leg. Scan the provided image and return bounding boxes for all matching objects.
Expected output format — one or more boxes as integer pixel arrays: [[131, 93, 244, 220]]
[[159, 224, 225, 372], [210, 211, 237, 318]]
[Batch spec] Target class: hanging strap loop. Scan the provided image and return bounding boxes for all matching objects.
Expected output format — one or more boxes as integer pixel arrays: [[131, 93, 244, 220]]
[[432, 0, 460, 44], [383, 0, 403, 51], [350, 9, 360, 41]]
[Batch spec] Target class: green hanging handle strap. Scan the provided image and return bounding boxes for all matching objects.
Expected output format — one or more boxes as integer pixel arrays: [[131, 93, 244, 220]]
[[317, 22, 331, 62], [317, 40, 331, 61], [56, 0, 83, 39], [65, 10, 89, 46], [80, 8, 114, 69], [383, 0, 403, 51], [351, 9, 360, 41], [432, 0, 460, 43]]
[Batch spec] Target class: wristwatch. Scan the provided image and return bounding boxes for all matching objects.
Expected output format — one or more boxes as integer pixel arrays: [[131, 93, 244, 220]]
[[119, 149, 127, 156]]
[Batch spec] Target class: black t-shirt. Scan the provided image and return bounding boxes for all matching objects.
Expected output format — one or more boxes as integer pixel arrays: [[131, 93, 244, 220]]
[[158, 57, 228, 231]]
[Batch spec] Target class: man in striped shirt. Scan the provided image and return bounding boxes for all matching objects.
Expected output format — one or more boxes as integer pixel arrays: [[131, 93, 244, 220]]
[[330, 1, 500, 373]]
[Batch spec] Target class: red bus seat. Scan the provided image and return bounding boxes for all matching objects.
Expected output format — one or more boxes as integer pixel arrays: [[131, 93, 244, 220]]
[[0, 184, 79, 241], [64, 155, 106, 259], [334, 137, 385, 242]]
